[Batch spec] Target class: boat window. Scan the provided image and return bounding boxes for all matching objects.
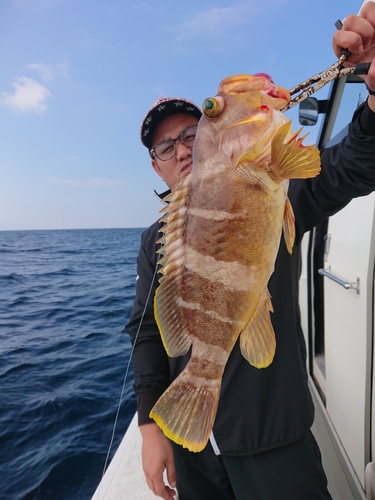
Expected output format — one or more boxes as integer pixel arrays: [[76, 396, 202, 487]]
[[330, 81, 367, 139]]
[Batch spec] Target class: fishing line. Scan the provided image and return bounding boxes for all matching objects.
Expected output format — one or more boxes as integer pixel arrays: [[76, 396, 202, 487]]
[[94, 254, 160, 499]]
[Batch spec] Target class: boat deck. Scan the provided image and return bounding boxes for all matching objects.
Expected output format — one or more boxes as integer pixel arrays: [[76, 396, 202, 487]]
[[91, 413, 163, 500]]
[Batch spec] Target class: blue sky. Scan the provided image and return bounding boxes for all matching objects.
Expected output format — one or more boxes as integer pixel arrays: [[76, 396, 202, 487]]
[[0, 0, 370, 230]]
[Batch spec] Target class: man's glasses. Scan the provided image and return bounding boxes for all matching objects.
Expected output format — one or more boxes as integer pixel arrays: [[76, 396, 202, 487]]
[[150, 125, 198, 161]]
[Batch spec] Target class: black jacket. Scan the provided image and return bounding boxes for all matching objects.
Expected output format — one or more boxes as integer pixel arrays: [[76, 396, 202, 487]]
[[126, 102, 375, 455]]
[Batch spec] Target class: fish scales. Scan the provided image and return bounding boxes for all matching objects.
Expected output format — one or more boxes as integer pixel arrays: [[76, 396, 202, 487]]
[[186, 187, 281, 266], [182, 270, 247, 319], [152, 73, 321, 452]]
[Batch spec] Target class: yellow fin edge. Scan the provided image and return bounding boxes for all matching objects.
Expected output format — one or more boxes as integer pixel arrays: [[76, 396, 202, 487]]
[[150, 410, 207, 453], [154, 287, 173, 357]]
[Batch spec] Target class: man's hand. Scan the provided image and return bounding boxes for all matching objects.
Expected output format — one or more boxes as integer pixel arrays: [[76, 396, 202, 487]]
[[332, 1, 375, 112], [140, 423, 177, 500]]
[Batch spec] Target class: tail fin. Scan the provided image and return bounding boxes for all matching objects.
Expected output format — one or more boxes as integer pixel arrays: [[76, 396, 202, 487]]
[[150, 370, 221, 453]]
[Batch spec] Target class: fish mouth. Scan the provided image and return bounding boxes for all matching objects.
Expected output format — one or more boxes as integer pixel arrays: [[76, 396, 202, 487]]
[[254, 73, 290, 103], [266, 85, 290, 103]]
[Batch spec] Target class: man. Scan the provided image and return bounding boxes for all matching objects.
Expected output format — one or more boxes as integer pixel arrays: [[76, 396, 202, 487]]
[[126, 5, 375, 499]]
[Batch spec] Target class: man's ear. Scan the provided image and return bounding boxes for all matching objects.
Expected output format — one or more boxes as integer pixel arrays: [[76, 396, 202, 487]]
[[151, 159, 164, 181]]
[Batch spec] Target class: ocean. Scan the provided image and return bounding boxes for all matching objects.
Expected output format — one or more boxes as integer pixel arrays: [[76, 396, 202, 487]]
[[0, 228, 143, 500]]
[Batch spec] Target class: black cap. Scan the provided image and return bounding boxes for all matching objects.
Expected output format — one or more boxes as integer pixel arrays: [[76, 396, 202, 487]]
[[140, 97, 202, 150]]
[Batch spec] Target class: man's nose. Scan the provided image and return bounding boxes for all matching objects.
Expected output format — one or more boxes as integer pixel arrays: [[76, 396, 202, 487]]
[[175, 139, 192, 160]]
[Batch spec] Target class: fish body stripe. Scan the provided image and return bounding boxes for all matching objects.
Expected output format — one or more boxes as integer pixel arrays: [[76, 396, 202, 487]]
[[184, 245, 258, 292], [192, 338, 229, 367], [178, 298, 243, 327], [188, 207, 246, 221]]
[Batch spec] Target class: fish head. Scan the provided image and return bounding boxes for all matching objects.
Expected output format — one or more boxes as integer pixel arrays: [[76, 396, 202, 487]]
[[217, 73, 290, 112], [194, 73, 291, 171]]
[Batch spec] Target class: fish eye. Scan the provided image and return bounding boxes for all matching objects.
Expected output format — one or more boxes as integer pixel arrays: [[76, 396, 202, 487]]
[[202, 96, 225, 117]]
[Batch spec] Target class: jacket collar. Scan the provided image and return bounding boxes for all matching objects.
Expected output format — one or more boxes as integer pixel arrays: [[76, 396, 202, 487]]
[[153, 189, 171, 201]]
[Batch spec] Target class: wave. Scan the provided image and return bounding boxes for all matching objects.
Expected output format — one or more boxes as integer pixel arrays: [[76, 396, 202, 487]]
[[0, 228, 142, 499], [0, 273, 27, 283]]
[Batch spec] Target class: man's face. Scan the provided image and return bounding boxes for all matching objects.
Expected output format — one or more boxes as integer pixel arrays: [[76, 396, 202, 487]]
[[151, 113, 199, 190]]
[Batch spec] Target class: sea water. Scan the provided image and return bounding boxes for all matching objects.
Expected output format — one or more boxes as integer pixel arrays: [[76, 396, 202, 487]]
[[0, 228, 142, 499]]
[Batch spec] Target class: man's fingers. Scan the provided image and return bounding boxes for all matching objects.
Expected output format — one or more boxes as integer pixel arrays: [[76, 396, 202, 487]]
[[166, 457, 177, 490], [146, 469, 164, 497], [145, 468, 176, 500], [332, 3, 375, 63], [343, 14, 375, 51], [333, 30, 364, 59], [360, 1, 375, 28]]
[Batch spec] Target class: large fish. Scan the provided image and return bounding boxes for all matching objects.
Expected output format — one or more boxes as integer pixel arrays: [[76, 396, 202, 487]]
[[151, 73, 321, 452]]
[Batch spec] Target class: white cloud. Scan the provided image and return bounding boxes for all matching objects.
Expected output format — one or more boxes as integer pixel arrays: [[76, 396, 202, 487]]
[[0, 77, 51, 114], [26, 61, 69, 81], [49, 178, 127, 188], [172, 3, 260, 41]]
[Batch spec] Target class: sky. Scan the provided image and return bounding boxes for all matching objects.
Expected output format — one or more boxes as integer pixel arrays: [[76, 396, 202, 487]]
[[0, 0, 371, 230]]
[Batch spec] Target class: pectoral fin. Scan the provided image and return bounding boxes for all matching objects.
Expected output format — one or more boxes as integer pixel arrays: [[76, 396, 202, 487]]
[[271, 121, 321, 180], [240, 291, 276, 368], [283, 196, 295, 254]]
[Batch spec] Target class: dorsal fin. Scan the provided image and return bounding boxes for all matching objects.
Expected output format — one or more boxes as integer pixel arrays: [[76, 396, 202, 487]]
[[154, 174, 192, 357]]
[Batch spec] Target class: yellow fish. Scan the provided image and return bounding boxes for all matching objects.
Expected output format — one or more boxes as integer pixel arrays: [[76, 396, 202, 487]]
[[151, 73, 321, 452]]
